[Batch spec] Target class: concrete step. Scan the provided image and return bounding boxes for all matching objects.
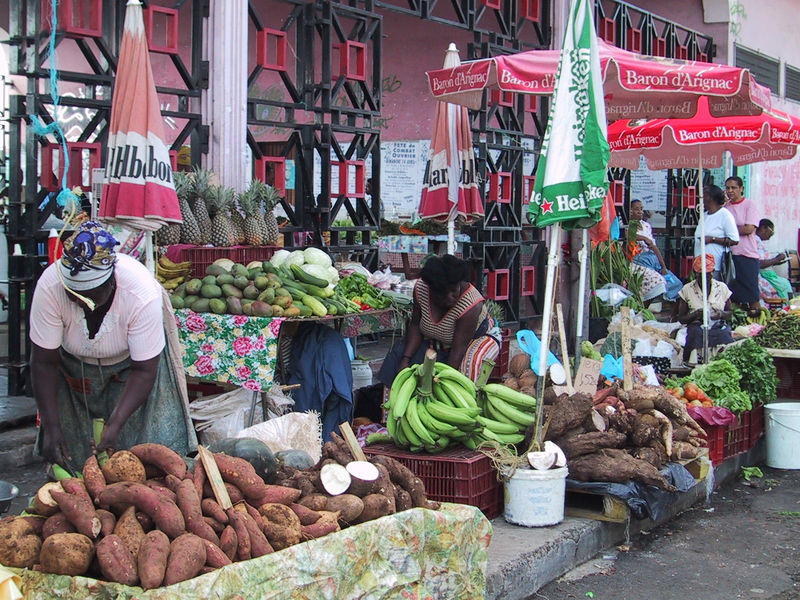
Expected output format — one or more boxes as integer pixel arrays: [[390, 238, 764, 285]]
[[0, 395, 37, 429], [0, 424, 43, 471]]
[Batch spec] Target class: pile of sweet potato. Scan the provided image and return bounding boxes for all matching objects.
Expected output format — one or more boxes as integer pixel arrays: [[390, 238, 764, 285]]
[[0, 439, 437, 589]]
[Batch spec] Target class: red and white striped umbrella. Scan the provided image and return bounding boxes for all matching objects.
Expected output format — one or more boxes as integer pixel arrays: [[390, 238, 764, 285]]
[[99, 0, 180, 232], [419, 43, 483, 244]]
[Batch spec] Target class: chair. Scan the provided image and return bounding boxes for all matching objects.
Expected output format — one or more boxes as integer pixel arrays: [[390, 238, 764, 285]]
[[787, 250, 800, 293]]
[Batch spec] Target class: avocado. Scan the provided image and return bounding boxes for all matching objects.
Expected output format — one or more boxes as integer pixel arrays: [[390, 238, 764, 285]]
[[186, 278, 203, 295], [200, 284, 223, 299], [221, 283, 243, 299]]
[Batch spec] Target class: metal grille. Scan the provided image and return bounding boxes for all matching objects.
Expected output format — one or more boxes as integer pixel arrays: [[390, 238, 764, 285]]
[[735, 45, 780, 94], [786, 65, 800, 102]]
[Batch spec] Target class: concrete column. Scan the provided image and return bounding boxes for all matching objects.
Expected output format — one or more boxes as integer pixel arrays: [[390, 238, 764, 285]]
[[204, 0, 249, 191]]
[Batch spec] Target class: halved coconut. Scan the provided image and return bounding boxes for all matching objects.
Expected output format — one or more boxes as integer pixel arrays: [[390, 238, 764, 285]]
[[319, 463, 351, 496], [544, 441, 568, 468], [212, 258, 235, 272], [527, 451, 556, 471], [246, 260, 263, 270], [548, 363, 567, 385]]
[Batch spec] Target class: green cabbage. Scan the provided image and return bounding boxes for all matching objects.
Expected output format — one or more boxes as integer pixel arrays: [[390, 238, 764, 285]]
[[269, 249, 291, 268], [286, 250, 306, 267], [303, 247, 332, 268]]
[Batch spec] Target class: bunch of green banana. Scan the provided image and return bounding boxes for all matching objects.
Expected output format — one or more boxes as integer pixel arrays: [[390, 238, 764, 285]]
[[746, 307, 771, 325], [468, 383, 537, 448]]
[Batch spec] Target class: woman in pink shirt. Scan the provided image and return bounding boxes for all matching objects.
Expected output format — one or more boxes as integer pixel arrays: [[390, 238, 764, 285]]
[[29, 221, 196, 468], [724, 176, 762, 317]]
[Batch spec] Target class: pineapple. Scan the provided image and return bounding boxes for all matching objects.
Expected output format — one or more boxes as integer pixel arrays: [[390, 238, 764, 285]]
[[156, 222, 181, 246], [257, 182, 282, 245], [207, 185, 236, 247], [230, 199, 247, 245], [175, 171, 202, 245], [190, 167, 213, 244], [239, 187, 265, 246]]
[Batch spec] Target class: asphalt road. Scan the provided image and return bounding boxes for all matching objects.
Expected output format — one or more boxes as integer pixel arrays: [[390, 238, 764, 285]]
[[535, 467, 800, 600]]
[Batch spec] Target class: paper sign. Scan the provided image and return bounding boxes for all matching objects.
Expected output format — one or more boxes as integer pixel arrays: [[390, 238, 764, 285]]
[[573, 358, 603, 395]]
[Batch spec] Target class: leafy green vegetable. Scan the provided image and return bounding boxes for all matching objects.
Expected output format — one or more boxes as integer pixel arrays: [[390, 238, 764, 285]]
[[672, 359, 752, 413], [335, 273, 390, 309], [720, 339, 777, 406], [740, 466, 763, 481]]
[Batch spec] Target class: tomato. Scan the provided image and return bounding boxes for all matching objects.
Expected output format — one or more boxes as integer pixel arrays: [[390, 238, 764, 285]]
[[684, 387, 698, 401], [701, 401, 713, 408], [674, 387, 684, 398]]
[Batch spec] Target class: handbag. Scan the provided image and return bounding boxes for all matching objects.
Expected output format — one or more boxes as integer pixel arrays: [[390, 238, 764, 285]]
[[719, 248, 736, 285]]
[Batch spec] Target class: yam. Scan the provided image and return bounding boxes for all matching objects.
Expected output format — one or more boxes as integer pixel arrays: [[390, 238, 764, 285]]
[[97, 482, 185, 539], [284, 472, 317, 498], [316, 463, 351, 496], [344, 461, 380, 497], [568, 448, 677, 491], [42, 512, 77, 538], [145, 480, 178, 503], [51, 489, 101, 539], [101, 450, 147, 484], [260, 519, 300, 551], [214, 453, 269, 502], [164, 533, 206, 586], [321, 440, 351, 466], [545, 393, 593, 440], [558, 431, 627, 459], [369, 455, 428, 508], [95, 509, 116, 538], [289, 502, 322, 526], [330, 432, 355, 462], [202, 538, 232, 568], [129, 443, 188, 480], [297, 493, 328, 512], [258, 502, 301, 529], [355, 494, 394, 524], [395, 488, 413, 512], [509, 352, 531, 378], [503, 377, 520, 391], [33, 481, 63, 517], [203, 516, 225, 535], [177, 478, 220, 545], [61, 478, 93, 506], [324, 494, 364, 525], [82, 455, 106, 503], [517, 370, 537, 390], [0, 517, 42, 568], [219, 526, 238, 561], [671, 440, 703, 460], [138, 530, 170, 589], [113, 506, 146, 560], [39, 533, 95, 576], [201, 498, 229, 524], [96, 534, 138, 586], [630, 446, 665, 468], [18, 515, 46, 537]]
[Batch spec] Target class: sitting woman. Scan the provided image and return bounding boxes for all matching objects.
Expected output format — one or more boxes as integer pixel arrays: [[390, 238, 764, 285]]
[[675, 254, 734, 364], [756, 219, 793, 304], [377, 254, 500, 386], [629, 199, 682, 301]]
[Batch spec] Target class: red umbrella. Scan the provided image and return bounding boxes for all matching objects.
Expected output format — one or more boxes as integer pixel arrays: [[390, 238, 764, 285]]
[[99, 0, 181, 232], [427, 39, 771, 120], [607, 96, 800, 169], [419, 43, 483, 253]]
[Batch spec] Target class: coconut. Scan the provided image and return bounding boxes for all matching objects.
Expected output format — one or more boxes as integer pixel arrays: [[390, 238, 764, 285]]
[[504, 377, 520, 391], [509, 353, 531, 378], [527, 451, 556, 471], [517, 369, 537, 390], [544, 441, 568, 468]]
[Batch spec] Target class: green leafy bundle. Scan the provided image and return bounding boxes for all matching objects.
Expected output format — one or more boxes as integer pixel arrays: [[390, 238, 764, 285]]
[[720, 339, 777, 406], [688, 359, 752, 413]]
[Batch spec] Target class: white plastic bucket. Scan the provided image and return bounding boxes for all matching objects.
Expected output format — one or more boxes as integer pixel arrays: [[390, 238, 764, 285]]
[[765, 403, 800, 469], [503, 466, 568, 527], [351, 360, 373, 390]]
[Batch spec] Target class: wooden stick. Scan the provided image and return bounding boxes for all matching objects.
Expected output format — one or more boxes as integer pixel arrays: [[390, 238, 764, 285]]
[[556, 304, 575, 394], [338, 422, 367, 462], [279, 383, 301, 391], [620, 306, 633, 392], [197, 445, 232, 509]]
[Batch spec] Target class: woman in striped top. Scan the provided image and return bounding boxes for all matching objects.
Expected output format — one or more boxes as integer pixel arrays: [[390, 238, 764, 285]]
[[377, 255, 500, 386]]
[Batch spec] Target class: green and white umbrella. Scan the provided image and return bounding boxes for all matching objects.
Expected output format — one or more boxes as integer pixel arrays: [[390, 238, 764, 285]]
[[530, 0, 610, 441]]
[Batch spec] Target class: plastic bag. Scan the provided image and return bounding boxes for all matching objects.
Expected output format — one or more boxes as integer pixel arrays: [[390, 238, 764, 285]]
[[600, 354, 624, 380], [516, 329, 566, 383], [595, 283, 632, 306], [189, 387, 263, 445], [235, 411, 322, 463]]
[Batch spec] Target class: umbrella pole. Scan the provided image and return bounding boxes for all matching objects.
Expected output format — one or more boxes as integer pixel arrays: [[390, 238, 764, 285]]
[[575, 228, 589, 365], [145, 230, 156, 277], [697, 148, 708, 363], [534, 223, 561, 449], [447, 218, 456, 255]]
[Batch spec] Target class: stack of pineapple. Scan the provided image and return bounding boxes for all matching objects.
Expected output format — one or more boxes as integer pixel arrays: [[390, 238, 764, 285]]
[[156, 167, 282, 248]]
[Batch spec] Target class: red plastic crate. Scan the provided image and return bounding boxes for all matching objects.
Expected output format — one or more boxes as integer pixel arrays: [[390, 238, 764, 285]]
[[706, 414, 750, 466], [363, 443, 503, 519], [490, 328, 512, 381], [748, 404, 765, 448], [174, 246, 279, 278]]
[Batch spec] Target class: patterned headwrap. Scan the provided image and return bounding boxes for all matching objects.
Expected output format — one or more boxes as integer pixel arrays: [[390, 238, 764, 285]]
[[58, 221, 118, 291], [692, 254, 715, 273]]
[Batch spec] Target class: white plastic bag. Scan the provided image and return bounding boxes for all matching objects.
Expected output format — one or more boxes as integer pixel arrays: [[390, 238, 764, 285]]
[[235, 411, 322, 463], [189, 387, 263, 446]]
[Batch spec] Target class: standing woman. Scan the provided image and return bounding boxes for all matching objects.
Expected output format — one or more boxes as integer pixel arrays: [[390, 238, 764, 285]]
[[724, 176, 762, 316], [29, 221, 197, 467], [694, 185, 739, 280], [378, 254, 500, 386]]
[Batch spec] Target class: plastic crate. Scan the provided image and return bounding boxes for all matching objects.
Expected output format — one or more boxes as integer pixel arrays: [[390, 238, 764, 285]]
[[175, 246, 279, 278], [363, 443, 503, 519], [706, 414, 750, 466], [748, 403, 765, 448], [490, 328, 512, 381]]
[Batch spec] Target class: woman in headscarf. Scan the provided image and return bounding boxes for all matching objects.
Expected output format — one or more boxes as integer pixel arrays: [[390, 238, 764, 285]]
[[29, 221, 197, 468], [377, 254, 501, 386], [675, 254, 734, 364]]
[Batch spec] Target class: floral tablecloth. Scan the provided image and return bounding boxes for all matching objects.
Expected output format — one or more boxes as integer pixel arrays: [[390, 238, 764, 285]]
[[19, 504, 492, 600], [176, 309, 402, 389]]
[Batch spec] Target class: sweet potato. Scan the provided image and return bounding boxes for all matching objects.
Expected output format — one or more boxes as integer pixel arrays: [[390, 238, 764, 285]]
[[219, 526, 238, 561], [129, 443, 188, 480], [0, 517, 42, 568], [39, 533, 94, 576], [138, 530, 170, 589], [96, 534, 138, 586], [323, 494, 364, 525], [61, 478, 93, 505], [51, 489, 101, 539], [225, 509, 250, 561], [251, 483, 303, 506], [355, 494, 394, 524], [98, 482, 185, 538], [202, 538, 232, 568], [234, 508, 273, 557], [113, 506, 146, 559], [204, 516, 225, 535], [203, 480, 244, 505], [18, 515, 46, 536], [201, 498, 229, 524], [145, 480, 178, 504], [164, 533, 206, 586], [193, 460, 207, 503], [289, 502, 321, 526], [177, 478, 220, 545], [33, 481, 63, 517], [214, 453, 269, 502], [95, 509, 116, 537], [82, 455, 106, 503], [163, 473, 183, 494], [297, 493, 328, 512], [300, 520, 339, 540], [136, 511, 154, 532], [43, 512, 77, 538], [101, 450, 147, 484]]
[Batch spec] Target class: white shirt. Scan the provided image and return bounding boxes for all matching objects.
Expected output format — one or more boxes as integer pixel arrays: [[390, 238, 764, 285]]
[[694, 207, 739, 270], [30, 254, 165, 364]]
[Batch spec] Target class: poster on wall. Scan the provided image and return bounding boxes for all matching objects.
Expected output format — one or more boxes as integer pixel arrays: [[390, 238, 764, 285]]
[[630, 156, 668, 212], [381, 140, 429, 219]]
